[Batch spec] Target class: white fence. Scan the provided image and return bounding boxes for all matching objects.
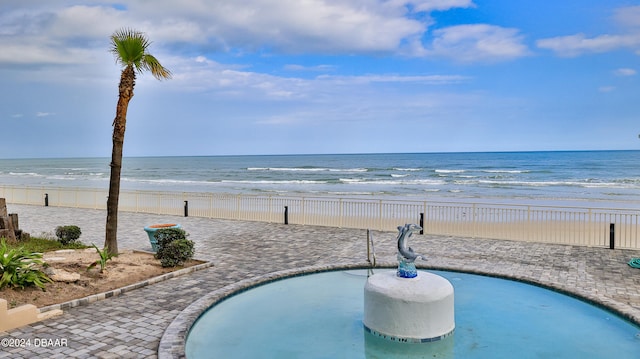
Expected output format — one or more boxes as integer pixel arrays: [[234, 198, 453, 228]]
[[2, 185, 639, 250]]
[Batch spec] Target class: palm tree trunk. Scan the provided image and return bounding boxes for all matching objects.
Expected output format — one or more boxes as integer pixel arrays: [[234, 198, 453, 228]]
[[105, 66, 135, 256]]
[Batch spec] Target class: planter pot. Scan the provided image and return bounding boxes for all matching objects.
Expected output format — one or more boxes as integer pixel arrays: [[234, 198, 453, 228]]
[[144, 223, 182, 251]]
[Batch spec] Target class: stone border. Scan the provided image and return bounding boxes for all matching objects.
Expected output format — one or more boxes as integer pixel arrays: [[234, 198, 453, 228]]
[[39, 258, 213, 313], [158, 261, 640, 359]]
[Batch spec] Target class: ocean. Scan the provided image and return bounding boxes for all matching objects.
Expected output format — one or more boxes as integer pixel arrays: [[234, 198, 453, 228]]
[[1, 151, 640, 206]]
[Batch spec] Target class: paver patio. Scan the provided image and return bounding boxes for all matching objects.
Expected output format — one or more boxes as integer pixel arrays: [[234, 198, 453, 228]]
[[1, 204, 639, 358]]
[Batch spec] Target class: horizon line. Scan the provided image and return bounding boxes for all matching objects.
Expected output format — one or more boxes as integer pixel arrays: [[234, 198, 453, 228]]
[[1, 148, 639, 161]]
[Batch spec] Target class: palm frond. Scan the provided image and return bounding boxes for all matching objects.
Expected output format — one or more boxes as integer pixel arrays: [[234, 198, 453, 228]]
[[109, 28, 170, 80], [141, 54, 172, 80], [110, 28, 148, 65]]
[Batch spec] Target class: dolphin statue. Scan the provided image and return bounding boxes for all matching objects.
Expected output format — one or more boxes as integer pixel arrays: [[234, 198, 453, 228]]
[[396, 223, 427, 263]]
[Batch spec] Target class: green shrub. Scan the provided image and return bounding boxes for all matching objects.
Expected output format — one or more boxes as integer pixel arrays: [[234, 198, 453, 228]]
[[0, 238, 52, 290], [154, 228, 194, 267], [154, 228, 187, 241], [159, 239, 194, 267], [55, 225, 82, 245]]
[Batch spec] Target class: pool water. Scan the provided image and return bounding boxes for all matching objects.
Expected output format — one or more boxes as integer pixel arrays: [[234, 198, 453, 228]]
[[186, 270, 640, 358]]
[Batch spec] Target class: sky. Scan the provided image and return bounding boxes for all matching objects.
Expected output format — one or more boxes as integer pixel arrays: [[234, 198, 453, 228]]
[[1, 0, 640, 158]]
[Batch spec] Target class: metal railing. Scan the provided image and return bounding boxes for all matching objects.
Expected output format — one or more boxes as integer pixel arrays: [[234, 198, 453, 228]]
[[2, 185, 639, 250], [366, 229, 377, 267]]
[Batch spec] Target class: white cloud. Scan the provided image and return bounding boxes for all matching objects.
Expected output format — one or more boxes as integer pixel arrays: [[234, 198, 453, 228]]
[[49, 5, 129, 38], [413, 0, 476, 12], [36, 112, 55, 117], [156, 56, 309, 98], [599, 86, 616, 93], [614, 5, 640, 28], [316, 74, 469, 85], [284, 64, 336, 72], [384, 0, 475, 12], [0, 0, 481, 69], [614, 68, 637, 76], [123, 0, 433, 54], [537, 33, 640, 57], [157, 55, 469, 98], [0, 39, 102, 66], [0, 5, 125, 68], [425, 24, 530, 63], [537, 5, 640, 57], [148, 55, 476, 133]]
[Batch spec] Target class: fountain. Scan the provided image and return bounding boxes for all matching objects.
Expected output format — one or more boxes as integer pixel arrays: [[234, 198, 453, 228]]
[[177, 225, 640, 358], [363, 224, 455, 343]]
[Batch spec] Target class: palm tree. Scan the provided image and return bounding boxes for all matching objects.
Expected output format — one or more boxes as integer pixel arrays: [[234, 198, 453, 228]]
[[105, 28, 171, 256]]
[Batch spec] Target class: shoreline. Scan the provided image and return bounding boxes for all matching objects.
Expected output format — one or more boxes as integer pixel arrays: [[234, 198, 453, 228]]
[[3, 183, 640, 209]]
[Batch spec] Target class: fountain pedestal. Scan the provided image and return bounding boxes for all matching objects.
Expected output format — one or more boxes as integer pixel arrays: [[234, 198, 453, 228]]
[[363, 270, 455, 343]]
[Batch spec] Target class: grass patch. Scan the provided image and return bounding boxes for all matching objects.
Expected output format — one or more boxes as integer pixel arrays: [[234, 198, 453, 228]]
[[4, 236, 89, 253]]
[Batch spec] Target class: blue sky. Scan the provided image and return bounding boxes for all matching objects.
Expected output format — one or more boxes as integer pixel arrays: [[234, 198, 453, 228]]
[[1, 0, 639, 158]]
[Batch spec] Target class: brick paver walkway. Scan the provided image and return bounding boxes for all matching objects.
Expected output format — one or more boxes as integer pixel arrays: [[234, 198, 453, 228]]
[[1, 204, 639, 358]]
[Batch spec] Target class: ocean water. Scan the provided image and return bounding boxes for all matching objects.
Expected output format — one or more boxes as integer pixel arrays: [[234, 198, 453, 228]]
[[1, 151, 640, 206]]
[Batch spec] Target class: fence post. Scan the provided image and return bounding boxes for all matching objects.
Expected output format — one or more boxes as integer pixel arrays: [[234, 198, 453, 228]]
[[339, 198, 343, 228], [472, 203, 477, 238], [44, 193, 49, 207], [268, 196, 273, 223], [378, 200, 383, 231], [609, 223, 615, 249], [184, 200, 189, 217], [419, 212, 424, 234], [236, 195, 241, 220], [284, 206, 289, 225]]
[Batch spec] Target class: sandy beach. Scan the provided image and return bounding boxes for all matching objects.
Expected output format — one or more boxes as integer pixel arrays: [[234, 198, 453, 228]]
[[1, 203, 640, 358]]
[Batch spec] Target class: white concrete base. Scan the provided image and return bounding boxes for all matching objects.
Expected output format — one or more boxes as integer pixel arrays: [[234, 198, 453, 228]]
[[363, 270, 455, 342], [0, 299, 63, 332]]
